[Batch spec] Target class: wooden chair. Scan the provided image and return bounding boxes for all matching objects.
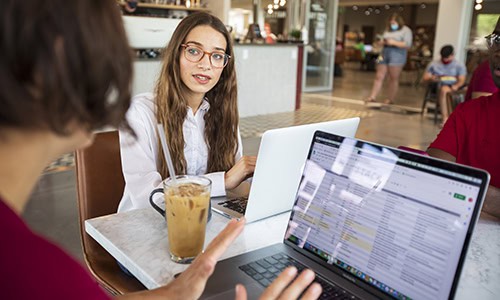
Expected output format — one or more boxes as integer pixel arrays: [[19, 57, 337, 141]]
[[75, 130, 146, 295]]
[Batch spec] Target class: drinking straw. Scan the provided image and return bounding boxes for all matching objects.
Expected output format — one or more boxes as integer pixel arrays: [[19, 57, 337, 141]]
[[157, 124, 177, 185]]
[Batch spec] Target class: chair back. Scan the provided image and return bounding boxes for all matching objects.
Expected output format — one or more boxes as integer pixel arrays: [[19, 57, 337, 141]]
[[75, 130, 145, 295]]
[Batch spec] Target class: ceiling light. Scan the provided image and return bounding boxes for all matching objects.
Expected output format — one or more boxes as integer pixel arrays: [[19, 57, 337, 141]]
[[474, 3, 482, 10], [353, 5, 358, 11], [384, 4, 390, 10], [476, 0, 483, 3]]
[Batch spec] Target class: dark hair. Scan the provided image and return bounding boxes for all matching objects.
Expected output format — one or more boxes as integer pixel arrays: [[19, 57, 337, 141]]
[[155, 12, 239, 177], [0, 0, 133, 135], [440, 45, 454, 58]]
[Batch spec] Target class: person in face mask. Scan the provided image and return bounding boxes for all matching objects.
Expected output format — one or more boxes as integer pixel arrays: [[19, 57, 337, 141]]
[[365, 13, 413, 105], [422, 45, 467, 124]]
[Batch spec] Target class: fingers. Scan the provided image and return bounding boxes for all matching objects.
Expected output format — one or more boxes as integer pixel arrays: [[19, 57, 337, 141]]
[[235, 284, 248, 300], [260, 267, 298, 299], [237, 156, 257, 173], [276, 269, 317, 299], [203, 217, 246, 261], [226, 156, 257, 189], [260, 267, 321, 300], [300, 283, 322, 300]]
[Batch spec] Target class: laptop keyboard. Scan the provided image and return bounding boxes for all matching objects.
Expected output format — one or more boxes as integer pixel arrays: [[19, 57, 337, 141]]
[[217, 197, 248, 214], [239, 253, 360, 300]]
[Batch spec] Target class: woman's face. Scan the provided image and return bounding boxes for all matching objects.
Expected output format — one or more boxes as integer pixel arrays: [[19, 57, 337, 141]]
[[389, 19, 399, 31], [179, 25, 227, 100]]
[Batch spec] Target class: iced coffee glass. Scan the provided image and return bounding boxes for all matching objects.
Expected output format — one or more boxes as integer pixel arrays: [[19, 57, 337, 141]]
[[164, 175, 211, 264]]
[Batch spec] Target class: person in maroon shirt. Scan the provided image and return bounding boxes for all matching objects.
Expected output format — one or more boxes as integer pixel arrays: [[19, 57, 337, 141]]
[[464, 59, 498, 101], [428, 17, 500, 219], [0, 0, 322, 299]]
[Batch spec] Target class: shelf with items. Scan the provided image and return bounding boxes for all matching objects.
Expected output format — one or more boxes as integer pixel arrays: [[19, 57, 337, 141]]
[[118, 1, 208, 14]]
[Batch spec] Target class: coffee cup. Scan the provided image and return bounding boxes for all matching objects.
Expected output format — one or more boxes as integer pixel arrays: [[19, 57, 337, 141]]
[[149, 175, 212, 263]]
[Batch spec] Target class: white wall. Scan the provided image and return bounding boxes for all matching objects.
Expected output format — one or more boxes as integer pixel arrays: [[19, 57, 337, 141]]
[[207, 0, 230, 23], [433, 0, 473, 62], [234, 44, 298, 117]]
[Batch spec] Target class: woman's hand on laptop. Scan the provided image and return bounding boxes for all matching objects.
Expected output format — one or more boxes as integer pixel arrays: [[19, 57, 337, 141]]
[[225, 156, 257, 190], [235, 267, 322, 300]]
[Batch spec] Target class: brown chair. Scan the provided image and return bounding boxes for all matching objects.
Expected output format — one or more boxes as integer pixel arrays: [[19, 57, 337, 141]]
[[75, 130, 146, 295]]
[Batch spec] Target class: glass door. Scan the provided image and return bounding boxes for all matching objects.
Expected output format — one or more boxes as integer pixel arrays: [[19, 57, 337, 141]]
[[303, 0, 338, 92]]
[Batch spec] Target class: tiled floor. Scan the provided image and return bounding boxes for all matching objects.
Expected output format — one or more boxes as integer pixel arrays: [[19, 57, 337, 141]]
[[26, 64, 442, 264]]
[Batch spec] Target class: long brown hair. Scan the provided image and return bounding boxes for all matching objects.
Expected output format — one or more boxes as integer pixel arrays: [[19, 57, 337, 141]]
[[155, 12, 238, 178]]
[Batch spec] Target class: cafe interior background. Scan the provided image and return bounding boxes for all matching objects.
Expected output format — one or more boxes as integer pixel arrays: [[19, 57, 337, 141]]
[[26, 0, 499, 263]]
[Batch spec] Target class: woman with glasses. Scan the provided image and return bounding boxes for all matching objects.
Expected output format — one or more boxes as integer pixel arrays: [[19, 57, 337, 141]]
[[118, 12, 256, 213]]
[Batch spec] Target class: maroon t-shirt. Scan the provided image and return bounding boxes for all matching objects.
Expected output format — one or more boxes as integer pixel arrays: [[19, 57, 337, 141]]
[[429, 91, 500, 188], [0, 199, 111, 299], [465, 60, 498, 101]]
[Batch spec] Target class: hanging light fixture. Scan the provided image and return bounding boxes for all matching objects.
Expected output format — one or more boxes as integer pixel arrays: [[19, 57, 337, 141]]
[[474, 0, 483, 10]]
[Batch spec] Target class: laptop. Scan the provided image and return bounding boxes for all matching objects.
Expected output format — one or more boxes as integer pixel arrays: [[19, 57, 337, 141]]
[[211, 118, 360, 223], [202, 131, 490, 300]]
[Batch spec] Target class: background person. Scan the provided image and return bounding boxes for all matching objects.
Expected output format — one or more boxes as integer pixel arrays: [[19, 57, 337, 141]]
[[0, 1, 321, 299], [427, 18, 500, 219], [365, 13, 413, 105], [422, 45, 466, 125], [118, 12, 256, 213]]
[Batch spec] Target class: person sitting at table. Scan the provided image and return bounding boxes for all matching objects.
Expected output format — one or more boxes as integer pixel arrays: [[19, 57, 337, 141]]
[[464, 58, 498, 101], [0, 0, 322, 299], [427, 18, 500, 219], [118, 12, 256, 213], [422, 45, 466, 125]]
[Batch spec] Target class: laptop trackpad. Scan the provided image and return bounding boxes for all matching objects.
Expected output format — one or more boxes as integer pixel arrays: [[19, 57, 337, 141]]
[[204, 283, 263, 300]]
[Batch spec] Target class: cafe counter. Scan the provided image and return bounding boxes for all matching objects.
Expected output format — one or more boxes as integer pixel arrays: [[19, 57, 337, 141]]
[[131, 43, 302, 118]]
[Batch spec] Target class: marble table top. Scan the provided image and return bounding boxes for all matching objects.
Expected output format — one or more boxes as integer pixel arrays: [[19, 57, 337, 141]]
[[86, 209, 500, 299]]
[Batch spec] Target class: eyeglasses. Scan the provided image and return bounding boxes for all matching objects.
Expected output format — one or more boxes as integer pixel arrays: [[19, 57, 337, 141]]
[[180, 44, 230, 69], [485, 33, 500, 49]]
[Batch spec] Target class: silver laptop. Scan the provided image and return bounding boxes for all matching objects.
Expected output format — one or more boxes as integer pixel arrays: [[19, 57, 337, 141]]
[[211, 118, 360, 223], [202, 130, 490, 300]]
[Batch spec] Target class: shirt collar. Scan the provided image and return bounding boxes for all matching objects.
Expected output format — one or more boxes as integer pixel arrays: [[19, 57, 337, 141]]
[[199, 98, 210, 111]]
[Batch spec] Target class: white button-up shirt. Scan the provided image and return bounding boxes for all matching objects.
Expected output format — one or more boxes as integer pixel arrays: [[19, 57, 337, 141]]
[[117, 93, 243, 212]]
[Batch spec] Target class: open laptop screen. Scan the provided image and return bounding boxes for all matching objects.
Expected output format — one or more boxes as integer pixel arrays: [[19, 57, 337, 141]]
[[285, 131, 489, 300]]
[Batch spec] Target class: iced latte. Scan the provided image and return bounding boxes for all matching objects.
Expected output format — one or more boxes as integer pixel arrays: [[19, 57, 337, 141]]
[[164, 176, 211, 264]]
